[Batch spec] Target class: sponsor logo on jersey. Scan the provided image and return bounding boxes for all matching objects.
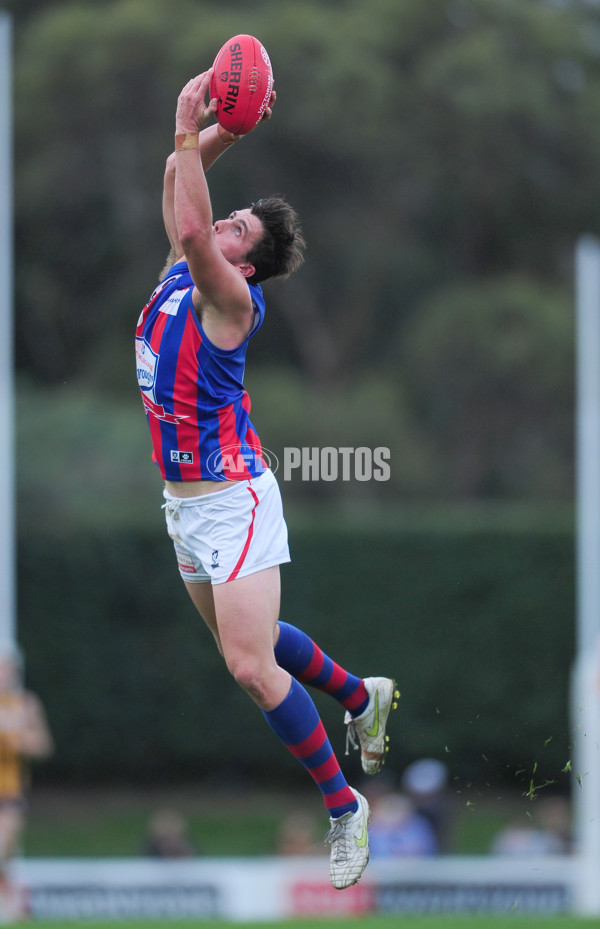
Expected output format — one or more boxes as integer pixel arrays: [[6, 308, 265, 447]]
[[136, 337, 158, 399], [137, 338, 190, 425], [170, 450, 194, 464], [159, 292, 185, 316]]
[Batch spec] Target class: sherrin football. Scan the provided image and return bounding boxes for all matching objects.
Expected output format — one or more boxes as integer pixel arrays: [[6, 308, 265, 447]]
[[210, 35, 274, 136]]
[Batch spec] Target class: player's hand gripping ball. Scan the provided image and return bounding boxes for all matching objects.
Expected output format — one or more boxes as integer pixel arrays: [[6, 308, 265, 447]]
[[210, 35, 274, 136]]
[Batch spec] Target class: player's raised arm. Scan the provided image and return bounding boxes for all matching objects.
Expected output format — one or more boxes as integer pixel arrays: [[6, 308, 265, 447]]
[[161, 41, 275, 283], [162, 153, 182, 262], [174, 71, 257, 343], [161, 123, 244, 269]]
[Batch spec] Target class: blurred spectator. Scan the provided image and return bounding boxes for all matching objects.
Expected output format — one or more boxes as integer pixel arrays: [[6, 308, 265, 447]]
[[276, 810, 325, 856], [491, 796, 571, 857], [401, 757, 451, 850], [142, 808, 196, 858], [368, 789, 439, 858], [0, 650, 53, 921], [536, 796, 572, 851]]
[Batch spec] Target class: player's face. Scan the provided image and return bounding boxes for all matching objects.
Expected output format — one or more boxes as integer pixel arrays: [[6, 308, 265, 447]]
[[213, 209, 263, 268]]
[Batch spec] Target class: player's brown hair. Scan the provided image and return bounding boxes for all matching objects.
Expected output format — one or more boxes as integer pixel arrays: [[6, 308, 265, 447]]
[[246, 196, 306, 284]]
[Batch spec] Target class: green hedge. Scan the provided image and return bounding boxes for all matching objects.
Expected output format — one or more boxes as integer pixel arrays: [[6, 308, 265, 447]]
[[17, 517, 575, 793]]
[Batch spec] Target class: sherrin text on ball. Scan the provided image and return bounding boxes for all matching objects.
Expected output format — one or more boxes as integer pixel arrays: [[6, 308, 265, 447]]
[[210, 34, 274, 136]]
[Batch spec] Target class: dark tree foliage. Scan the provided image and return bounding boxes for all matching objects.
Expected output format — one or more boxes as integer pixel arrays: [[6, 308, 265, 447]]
[[12, 0, 597, 498]]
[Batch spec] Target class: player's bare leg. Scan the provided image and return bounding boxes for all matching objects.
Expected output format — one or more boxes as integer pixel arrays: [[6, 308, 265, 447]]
[[184, 579, 222, 652], [186, 567, 368, 886], [211, 566, 290, 709]]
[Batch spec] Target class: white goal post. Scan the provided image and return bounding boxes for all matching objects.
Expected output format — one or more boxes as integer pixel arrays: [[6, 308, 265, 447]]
[[573, 235, 600, 915], [0, 11, 16, 657]]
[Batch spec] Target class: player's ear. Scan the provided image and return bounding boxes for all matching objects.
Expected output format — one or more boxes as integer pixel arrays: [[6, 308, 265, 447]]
[[237, 262, 256, 279]]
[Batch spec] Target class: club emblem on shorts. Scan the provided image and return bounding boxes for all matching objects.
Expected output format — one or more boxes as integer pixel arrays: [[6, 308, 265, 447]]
[[170, 450, 194, 464], [211, 550, 219, 568]]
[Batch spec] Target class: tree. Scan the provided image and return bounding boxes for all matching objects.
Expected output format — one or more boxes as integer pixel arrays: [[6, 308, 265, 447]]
[[12, 0, 596, 500], [13, 0, 600, 388], [402, 275, 574, 498]]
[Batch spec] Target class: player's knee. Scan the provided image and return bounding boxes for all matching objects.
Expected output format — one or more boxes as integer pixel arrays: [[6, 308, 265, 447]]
[[227, 656, 268, 702]]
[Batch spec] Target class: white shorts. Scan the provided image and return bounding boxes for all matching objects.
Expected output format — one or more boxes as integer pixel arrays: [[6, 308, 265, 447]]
[[162, 468, 290, 585]]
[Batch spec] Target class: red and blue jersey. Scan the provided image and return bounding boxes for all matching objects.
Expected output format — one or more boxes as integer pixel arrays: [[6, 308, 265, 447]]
[[135, 260, 267, 481]]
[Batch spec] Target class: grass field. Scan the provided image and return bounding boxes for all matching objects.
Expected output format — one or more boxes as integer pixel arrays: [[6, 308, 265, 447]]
[[14, 918, 600, 928]]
